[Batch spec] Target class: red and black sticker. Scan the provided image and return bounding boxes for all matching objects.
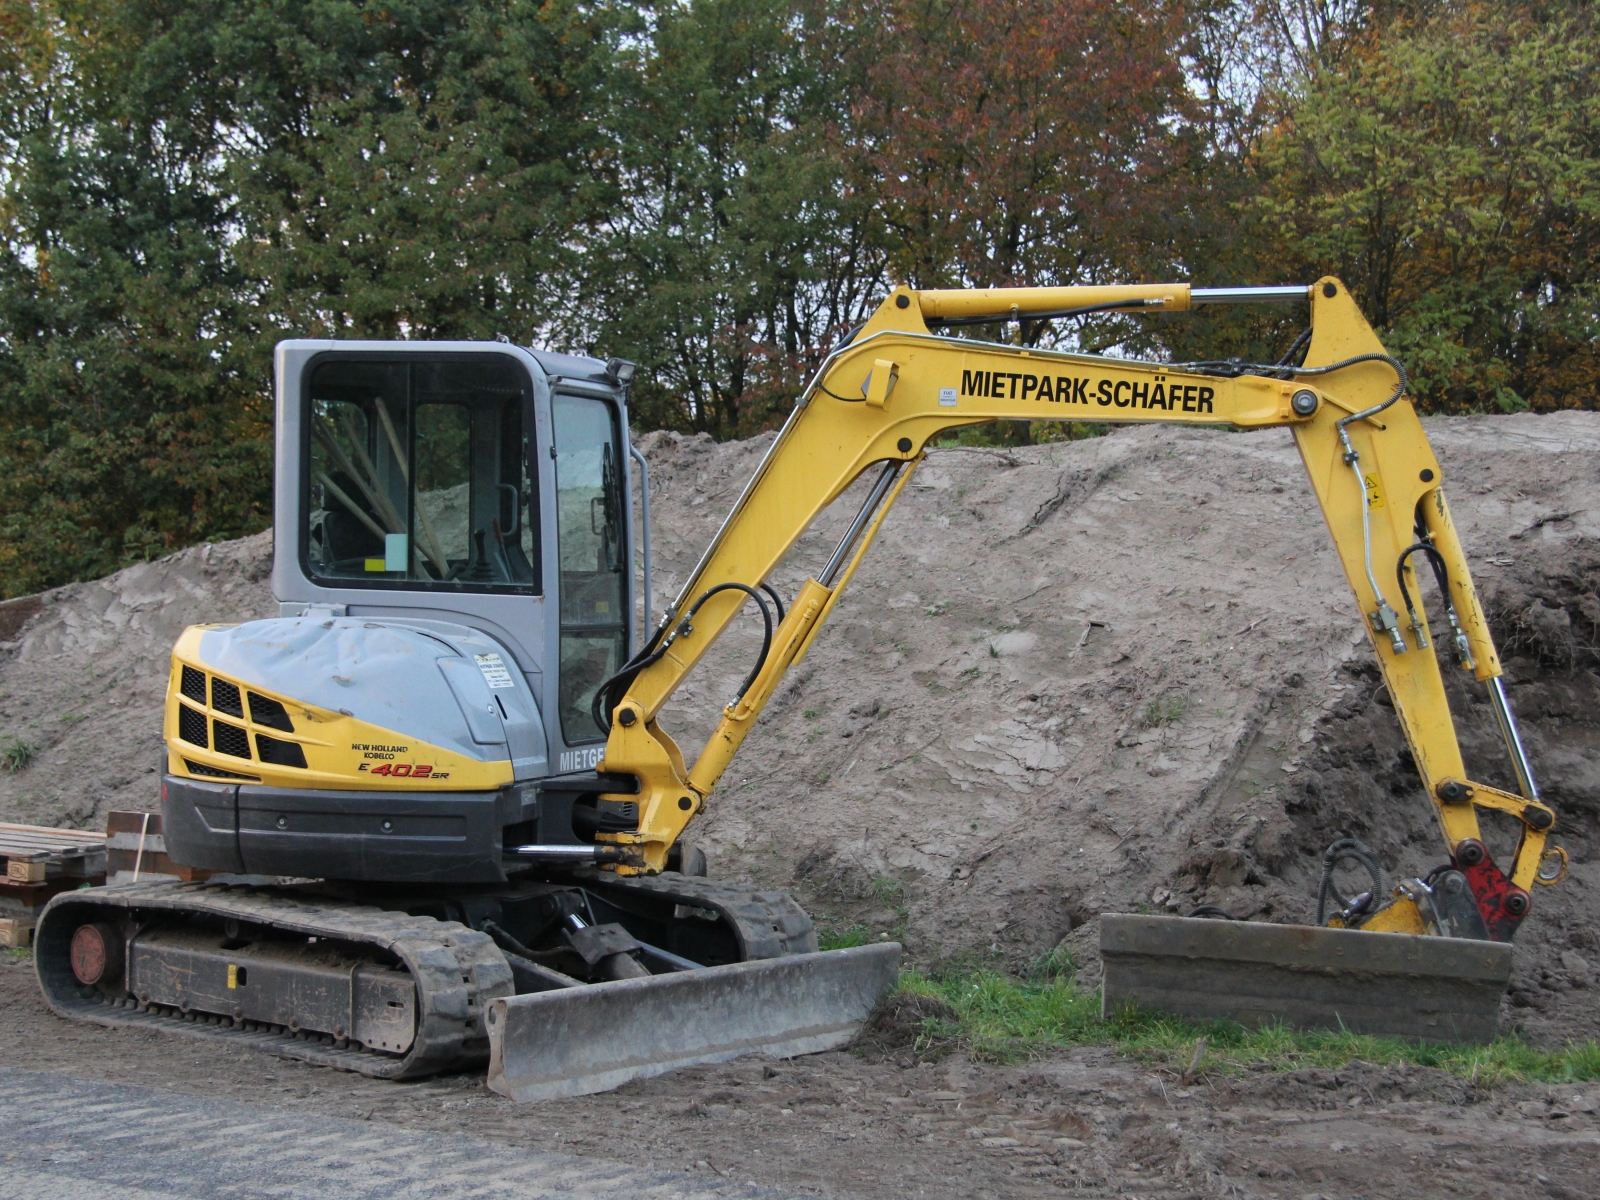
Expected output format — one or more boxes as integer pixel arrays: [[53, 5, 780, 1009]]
[[358, 763, 449, 780]]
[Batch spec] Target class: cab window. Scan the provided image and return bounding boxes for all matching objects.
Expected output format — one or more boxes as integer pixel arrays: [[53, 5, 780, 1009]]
[[305, 357, 539, 591]]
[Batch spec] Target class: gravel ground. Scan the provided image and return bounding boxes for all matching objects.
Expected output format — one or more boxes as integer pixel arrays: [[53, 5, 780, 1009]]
[[3, 955, 1596, 1199]]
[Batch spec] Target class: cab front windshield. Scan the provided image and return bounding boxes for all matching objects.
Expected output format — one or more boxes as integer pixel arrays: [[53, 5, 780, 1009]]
[[304, 357, 537, 590]]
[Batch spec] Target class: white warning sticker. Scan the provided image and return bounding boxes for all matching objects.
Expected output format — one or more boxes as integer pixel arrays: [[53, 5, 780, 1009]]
[[473, 652, 516, 689]]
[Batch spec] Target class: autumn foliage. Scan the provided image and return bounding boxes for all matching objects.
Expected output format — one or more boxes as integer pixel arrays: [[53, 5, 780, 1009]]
[[838, 0, 1200, 290], [1255, 4, 1600, 413]]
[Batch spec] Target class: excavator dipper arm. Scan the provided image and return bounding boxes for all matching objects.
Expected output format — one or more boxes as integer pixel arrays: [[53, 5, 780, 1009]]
[[595, 277, 1561, 943]]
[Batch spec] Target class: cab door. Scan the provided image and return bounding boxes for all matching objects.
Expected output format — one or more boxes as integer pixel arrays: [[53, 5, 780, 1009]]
[[548, 390, 630, 770]]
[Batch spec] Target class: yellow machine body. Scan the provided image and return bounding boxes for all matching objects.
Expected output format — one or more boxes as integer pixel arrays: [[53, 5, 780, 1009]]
[[164, 627, 514, 792]]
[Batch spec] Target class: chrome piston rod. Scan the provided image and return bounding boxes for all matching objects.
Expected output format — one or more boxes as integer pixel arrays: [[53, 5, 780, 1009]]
[[511, 845, 611, 861], [1191, 285, 1310, 305], [820, 461, 904, 586], [1486, 676, 1540, 801]]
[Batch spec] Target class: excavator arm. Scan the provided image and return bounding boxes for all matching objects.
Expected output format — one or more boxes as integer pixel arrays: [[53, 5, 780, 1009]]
[[591, 277, 1564, 942]]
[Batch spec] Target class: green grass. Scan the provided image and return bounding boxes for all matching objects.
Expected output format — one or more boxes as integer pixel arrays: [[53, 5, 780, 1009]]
[[1, 739, 36, 772], [1142, 695, 1187, 727], [893, 966, 1600, 1085], [819, 922, 874, 951]]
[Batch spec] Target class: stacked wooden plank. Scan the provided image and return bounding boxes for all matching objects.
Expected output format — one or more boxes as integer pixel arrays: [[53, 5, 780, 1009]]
[[105, 810, 212, 887], [0, 822, 107, 946]]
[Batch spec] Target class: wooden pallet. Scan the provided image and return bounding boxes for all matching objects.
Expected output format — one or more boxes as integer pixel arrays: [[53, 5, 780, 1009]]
[[0, 822, 105, 884], [0, 822, 107, 921]]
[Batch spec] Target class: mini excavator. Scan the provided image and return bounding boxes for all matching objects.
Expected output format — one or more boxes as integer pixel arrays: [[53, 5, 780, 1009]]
[[37, 279, 1567, 1097]]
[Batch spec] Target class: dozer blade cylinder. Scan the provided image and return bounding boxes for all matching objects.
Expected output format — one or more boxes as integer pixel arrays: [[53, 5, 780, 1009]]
[[1100, 915, 1512, 1043], [486, 943, 901, 1101]]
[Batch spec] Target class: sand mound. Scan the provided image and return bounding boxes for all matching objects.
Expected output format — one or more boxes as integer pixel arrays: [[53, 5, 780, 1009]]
[[2, 414, 1597, 1044], [0, 534, 273, 826]]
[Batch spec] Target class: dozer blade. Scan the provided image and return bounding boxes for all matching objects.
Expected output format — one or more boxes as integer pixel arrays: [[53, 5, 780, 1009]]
[[1101, 914, 1512, 1043], [486, 943, 900, 1101]]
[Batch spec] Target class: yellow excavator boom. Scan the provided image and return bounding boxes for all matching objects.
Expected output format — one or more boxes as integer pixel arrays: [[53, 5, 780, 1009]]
[[594, 277, 1562, 944]]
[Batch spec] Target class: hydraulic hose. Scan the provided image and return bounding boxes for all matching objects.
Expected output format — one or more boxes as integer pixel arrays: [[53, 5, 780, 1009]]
[[1274, 327, 1314, 372], [759, 582, 787, 624], [1394, 542, 1452, 655], [588, 615, 676, 737], [1316, 837, 1385, 926], [589, 582, 776, 735], [1397, 536, 1476, 669], [680, 583, 775, 707]]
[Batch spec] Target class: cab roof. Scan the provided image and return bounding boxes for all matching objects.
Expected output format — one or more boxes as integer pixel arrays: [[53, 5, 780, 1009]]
[[526, 347, 615, 384]]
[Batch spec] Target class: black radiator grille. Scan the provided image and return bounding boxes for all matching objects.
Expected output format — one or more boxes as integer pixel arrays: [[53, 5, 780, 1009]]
[[212, 720, 251, 759], [184, 759, 259, 781], [247, 692, 294, 733], [177, 669, 304, 771], [177, 703, 208, 748], [211, 678, 244, 718], [256, 734, 307, 769]]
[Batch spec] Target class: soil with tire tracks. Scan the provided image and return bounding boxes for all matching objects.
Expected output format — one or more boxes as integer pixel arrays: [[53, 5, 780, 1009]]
[[2, 956, 1595, 1199]]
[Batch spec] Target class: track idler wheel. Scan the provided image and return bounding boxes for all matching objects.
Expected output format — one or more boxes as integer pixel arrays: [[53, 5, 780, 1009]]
[[69, 922, 125, 991]]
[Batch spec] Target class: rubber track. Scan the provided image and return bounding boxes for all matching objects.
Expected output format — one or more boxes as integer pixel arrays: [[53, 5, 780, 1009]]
[[585, 870, 819, 959], [34, 881, 514, 1080], [34, 873, 819, 1081]]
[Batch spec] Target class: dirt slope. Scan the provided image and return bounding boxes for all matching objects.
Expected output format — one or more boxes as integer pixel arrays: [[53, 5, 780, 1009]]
[[2, 414, 1597, 1044], [632, 415, 1600, 1047]]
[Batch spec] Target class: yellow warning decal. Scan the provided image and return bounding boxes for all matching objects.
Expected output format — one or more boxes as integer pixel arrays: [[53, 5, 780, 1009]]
[[1363, 473, 1385, 509], [227, 963, 238, 989]]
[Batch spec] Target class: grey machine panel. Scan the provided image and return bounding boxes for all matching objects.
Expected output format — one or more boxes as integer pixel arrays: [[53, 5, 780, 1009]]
[[195, 616, 547, 779]]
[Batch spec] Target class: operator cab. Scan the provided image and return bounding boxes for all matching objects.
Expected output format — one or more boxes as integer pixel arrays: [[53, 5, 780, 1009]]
[[139, 341, 647, 882], [275, 342, 636, 761]]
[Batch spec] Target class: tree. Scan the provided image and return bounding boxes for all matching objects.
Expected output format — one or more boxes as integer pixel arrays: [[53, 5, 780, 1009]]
[[834, 0, 1202, 293], [569, 0, 886, 439], [0, 0, 620, 597], [0, 0, 265, 595], [226, 0, 619, 342], [1251, 5, 1600, 412], [822, 0, 1216, 443]]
